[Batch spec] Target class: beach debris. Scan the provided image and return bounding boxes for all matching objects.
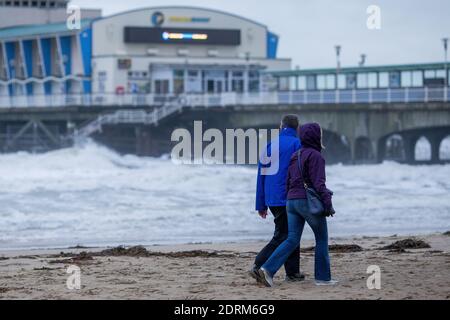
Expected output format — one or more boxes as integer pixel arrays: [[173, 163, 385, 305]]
[[387, 248, 407, 254], [98, 246, 237, 258], [303, 244, 363, 253], [48, 251, 94, 265], [33, 266, 59, 271], [379, 238, 431, 251], [99, 246, 150, 257], [72, 251, 94, 261], [0, 256, 9, 261]]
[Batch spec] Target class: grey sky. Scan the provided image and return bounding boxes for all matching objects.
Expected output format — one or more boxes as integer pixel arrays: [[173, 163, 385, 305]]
[[70, 0, 450, 69]]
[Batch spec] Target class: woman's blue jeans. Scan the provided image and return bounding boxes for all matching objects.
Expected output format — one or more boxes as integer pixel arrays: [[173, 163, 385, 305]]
[[262, 199, 331, 281]]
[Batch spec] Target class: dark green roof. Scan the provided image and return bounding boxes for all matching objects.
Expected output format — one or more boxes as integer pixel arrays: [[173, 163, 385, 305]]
[[268, 62, 449, 77], [0, 19, 93, 40]]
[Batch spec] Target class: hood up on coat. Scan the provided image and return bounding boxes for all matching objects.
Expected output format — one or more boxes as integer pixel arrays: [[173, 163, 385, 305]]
[[298, 123, 322, 152]]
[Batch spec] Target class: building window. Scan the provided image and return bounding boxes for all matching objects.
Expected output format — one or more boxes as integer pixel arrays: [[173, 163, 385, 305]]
[[188, 70, 198, 77], [412, 71, 423, 87], [232, 71, 244, 92], [306, 75, 316, 90], [186, 70, 201, 93], [316, 75, 325, 90], [379, 72, 389, 88], [232, 80, 244, 92], [401, 71, 412, 87], [326, 74, 336, 89], [118, 59, 132, 70], [389, 72, 401, 88], [295, 76, 306, 90], [173, 70, 184, 94], [357, 73, 368, 88], [316, 74, 338, 89], [337, 74, 346, 89], [424, 70, 436, 78], [154, 80, 169, 94], [346, 74, 357, 89], [248, 70, 260, 92], [436, 69, 446, 78], [368, 73, 377, 88]]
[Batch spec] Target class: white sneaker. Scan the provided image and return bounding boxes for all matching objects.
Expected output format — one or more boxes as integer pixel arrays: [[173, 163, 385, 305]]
[[257, 268, 274, 287], [315, 279, 339, 286]]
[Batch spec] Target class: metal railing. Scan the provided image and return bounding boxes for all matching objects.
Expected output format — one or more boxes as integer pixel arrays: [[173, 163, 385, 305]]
[[73, 99, 184, 140], [0, 87, 448, 109]]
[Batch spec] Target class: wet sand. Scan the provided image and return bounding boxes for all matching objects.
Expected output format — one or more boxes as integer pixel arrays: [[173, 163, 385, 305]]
[[0, 233, 449, 300]]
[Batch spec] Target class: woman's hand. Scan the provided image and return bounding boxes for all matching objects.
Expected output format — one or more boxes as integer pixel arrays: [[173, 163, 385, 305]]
[[324, 208, 336, 217]]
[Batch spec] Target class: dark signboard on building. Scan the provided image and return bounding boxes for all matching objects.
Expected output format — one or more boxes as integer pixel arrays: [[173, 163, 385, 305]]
[[124, 27, 241, 46]]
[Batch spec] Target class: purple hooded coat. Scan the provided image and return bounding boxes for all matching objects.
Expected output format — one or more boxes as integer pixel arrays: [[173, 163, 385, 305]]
[[286, 123, 333, 212]]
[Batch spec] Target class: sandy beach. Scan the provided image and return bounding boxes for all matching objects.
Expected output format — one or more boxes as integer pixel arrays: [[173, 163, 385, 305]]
[[0, 233, 449, 300]]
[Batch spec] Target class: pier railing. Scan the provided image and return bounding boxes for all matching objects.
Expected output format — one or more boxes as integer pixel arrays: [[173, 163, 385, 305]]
[[0, 87, 448, 109]]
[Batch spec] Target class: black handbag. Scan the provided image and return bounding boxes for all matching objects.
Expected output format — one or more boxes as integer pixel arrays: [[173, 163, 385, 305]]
[[297, 150, 325, 215]]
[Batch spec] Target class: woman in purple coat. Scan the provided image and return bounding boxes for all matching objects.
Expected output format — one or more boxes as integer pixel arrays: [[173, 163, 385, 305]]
[[256, 123, 338, 287]]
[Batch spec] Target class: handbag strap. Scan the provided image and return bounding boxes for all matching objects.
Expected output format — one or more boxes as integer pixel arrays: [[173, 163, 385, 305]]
[[296, 150, 309, 190]]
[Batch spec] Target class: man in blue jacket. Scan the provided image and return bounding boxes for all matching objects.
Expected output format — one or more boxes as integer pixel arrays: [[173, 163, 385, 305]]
[[250, 115, 303, 282]]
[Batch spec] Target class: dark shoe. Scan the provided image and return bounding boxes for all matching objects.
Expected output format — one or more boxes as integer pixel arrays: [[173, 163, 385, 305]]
[[256, 268, 273, 287], [285, 273, 306, 282], [248, 265, 259, 281]]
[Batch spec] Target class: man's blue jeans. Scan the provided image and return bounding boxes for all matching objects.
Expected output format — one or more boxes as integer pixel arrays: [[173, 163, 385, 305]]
[[262, 199, 331, 281]]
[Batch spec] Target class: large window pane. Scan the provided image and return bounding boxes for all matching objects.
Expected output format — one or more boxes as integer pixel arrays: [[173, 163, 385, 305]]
[[326, 74, 336, 89], [379, 72, 389, 88], [306, 75, 316, 90], [278, 77, 289, 91], [317, 75, 326, 90], [368, 73, 377, 88], [298, 76, 306, 90], [389, 72, 401, 88], [357, 73, 368, 88], [346, 74, 357, 89], [424, 70, 436, 78], [436, 69, 446, 78], [401, 71, 412, 87], [412, 71, 423, 87], [290, 77, 297, 90], [337, 74, 346, 89]]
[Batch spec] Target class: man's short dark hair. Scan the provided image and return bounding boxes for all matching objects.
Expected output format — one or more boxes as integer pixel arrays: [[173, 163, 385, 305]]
[[281, 114, 299, 129]]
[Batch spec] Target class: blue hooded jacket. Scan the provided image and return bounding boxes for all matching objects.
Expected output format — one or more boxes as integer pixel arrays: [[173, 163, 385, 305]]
[[255, 127, 301, 211]]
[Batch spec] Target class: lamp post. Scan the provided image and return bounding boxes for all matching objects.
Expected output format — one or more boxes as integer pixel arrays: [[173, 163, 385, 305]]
[[359, 54, 368, 88], [335, 45, 341, 89], [442, 38, 448, 86], [443, 38, 449, 101]]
